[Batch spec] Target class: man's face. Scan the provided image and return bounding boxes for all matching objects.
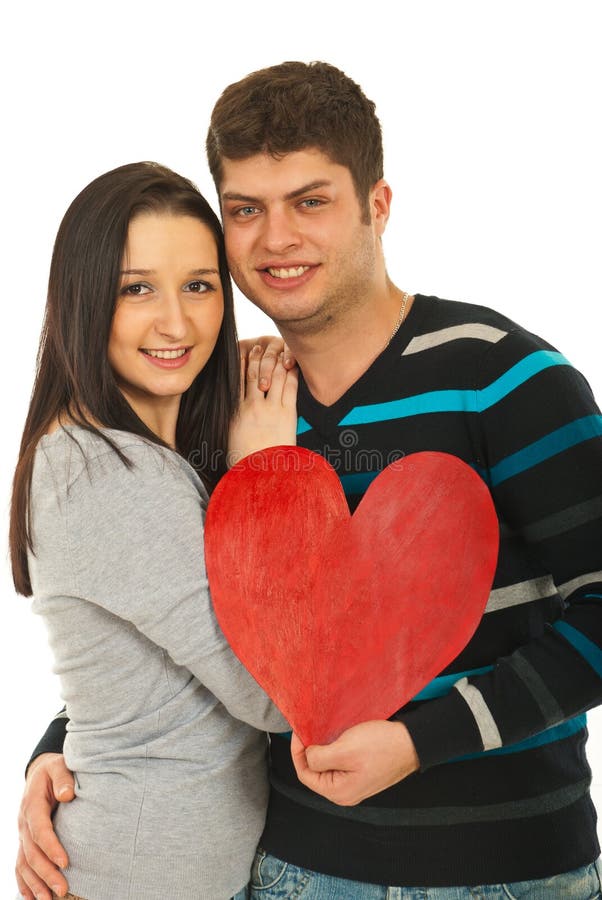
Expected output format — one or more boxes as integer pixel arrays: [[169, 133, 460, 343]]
[[220, 149, 387, 334]]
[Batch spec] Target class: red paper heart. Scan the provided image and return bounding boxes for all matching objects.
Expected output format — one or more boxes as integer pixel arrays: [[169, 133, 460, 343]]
[[205, 448, 498, 746]]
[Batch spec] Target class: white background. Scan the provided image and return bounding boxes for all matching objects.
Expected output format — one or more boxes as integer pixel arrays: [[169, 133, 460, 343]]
[[1, 0, 601, 891]]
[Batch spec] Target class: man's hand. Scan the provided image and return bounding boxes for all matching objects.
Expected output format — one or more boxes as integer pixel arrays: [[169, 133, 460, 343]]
[[291, 720, 419, 806], [238, 335, 295, 392], [16, 752, 75, 900]]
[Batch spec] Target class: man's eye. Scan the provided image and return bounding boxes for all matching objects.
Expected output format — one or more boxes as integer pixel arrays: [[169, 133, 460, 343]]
[[237, 206, 259, 217], [300, 198, 323, 208], [185, 280, 212, 293]]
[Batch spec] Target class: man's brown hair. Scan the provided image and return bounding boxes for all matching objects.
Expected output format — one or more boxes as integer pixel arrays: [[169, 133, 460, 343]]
[[206, 61, 383, 222]]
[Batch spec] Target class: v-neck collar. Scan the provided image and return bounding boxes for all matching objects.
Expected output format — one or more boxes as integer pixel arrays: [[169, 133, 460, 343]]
[[297, 294, 431, 435]]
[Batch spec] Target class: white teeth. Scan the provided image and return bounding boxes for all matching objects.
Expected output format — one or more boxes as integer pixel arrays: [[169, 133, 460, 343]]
[[267, 266, 310, 279], [143, 348, 188, 359]]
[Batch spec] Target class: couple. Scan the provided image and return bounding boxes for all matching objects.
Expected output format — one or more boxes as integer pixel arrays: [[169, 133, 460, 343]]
[[14, 61, 602, 900]]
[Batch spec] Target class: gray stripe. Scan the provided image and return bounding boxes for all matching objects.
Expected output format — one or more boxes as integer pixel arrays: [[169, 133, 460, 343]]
[[485, 575, 557, 613], [558, 571, 602, 599], [270, 775, 591, 827], [503, 651, 565, 726], [454, 678, 502, 751], [520, 495, 602, 542], [403, 323, 508, 356]]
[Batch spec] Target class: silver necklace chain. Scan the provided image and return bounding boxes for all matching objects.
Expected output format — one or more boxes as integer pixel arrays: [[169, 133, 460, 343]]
[[385, 291, 410, 349]]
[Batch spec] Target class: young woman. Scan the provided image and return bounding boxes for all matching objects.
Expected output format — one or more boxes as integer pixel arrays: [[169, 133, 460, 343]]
[[10, 162, 297, 900]]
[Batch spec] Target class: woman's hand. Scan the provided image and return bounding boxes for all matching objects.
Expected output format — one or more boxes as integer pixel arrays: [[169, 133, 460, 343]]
[[16, 752, 75, 899], [237, 335, 296, 392], [228, 344, 299, 466]]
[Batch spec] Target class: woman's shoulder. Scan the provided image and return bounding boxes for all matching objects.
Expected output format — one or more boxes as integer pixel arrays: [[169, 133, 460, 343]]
[[34, 425, 207, 503]]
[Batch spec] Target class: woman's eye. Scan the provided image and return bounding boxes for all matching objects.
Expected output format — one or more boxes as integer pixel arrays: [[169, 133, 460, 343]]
[[122, 283, 151, 297], [185, 280, 212, 294]]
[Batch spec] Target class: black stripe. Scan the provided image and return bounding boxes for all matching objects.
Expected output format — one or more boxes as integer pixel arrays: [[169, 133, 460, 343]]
[[269, 774, 590, 826], [503, 651, 565, 726]]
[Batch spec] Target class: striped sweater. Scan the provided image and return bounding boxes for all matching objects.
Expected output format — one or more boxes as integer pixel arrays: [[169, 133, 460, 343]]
[[259, 294, 602, 886], [32, 294, 602, 886]]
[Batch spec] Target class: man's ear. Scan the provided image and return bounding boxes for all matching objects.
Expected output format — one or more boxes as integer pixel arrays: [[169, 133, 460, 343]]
[[369, 179, 393, 235]]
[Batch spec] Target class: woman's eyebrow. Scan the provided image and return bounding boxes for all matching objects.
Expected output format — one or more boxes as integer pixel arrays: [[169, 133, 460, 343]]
[[120, 268, 219, 276]]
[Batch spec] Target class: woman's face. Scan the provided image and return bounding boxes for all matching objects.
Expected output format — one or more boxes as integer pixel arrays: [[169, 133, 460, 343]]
[[108, 212, 224, 426]]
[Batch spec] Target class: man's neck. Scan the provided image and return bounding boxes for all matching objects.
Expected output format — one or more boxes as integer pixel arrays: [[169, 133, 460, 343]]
[[282, 286, 413, 407]]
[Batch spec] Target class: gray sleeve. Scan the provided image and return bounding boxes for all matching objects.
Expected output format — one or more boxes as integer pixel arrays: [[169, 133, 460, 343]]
[[63, 446, 288, 733]]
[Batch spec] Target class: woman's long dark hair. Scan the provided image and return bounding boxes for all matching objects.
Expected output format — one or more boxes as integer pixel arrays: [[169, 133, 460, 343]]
[[10, 161, 239, 596]]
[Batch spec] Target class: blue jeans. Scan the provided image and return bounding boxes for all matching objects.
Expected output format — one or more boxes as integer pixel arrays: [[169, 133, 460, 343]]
[[249, 850, 602, 899]]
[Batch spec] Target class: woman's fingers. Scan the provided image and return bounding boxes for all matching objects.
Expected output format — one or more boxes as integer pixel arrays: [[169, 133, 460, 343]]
[[281, 363, 299, 409], [228, 354, 298, 463], [256, 338, 285, 391], [244, 345, 264, 399], [237, 336, 297, 393], [245, 352, 299, 409]]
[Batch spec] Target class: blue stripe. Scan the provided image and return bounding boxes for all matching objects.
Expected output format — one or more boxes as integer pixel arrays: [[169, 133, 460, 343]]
[[338, 351, 571, 427], [554, 621, 602, 678], [276, 715, 587, 759], [477, 351, 570, 410], [340, 463, 489, 498], [584, 594, 602, 599], [339, 390, 477, 426], [454, 714, 587, 761], [412, 666, 494, 701], [489, 415, 602, 487], [340, 471, 379, 495], [296, 416, 312, 436]]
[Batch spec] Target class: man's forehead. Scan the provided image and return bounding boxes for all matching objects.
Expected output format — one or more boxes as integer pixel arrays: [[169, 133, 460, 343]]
[[219, 148, 350, 201]]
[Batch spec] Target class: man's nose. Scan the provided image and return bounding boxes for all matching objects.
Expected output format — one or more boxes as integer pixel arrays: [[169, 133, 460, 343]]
[[260, 207, 301, 255]]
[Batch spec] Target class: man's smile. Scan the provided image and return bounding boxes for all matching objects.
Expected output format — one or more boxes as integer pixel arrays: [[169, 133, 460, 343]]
[[266, 265, 311, 279]]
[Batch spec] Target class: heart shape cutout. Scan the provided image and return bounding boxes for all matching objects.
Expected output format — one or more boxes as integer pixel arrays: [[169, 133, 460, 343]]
[[206, 448, 498, 745]]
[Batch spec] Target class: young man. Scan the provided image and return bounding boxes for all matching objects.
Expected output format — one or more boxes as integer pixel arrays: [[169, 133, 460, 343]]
[[18, 62, 602, 898]]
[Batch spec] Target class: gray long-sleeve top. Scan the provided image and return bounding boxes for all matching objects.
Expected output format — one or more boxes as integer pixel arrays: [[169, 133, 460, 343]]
[[28, 426, 288, 900]]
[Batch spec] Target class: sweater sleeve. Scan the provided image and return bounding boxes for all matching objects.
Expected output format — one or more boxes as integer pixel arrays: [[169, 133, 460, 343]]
[[400, 330, 602, 768], [26, 708, 69, 773], [59, 443, 288, 734]]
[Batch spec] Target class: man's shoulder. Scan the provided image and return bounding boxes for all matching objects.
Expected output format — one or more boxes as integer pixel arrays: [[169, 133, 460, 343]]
[[413, 294, 555, 360], [417, 294, 521, 335]]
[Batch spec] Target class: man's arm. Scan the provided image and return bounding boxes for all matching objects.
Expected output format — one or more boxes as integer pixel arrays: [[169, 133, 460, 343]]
[[26, 708, 68, 774], [294, 330, 602, 803], [17, 710, 75, 900]]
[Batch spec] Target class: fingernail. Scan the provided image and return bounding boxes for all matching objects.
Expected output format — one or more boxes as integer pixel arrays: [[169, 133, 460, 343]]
[[51, 886, 64, 896], [252, 344, 262, 354], [259, 378, 268, 389], [54, 855, 67, 867], [57, 785, 71, 798]]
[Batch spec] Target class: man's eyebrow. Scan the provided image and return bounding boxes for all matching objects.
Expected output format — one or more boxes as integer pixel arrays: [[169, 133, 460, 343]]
[[120, 267, 219, 276], [285, 180, 332, 201], [221, 180, 333, 205]]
